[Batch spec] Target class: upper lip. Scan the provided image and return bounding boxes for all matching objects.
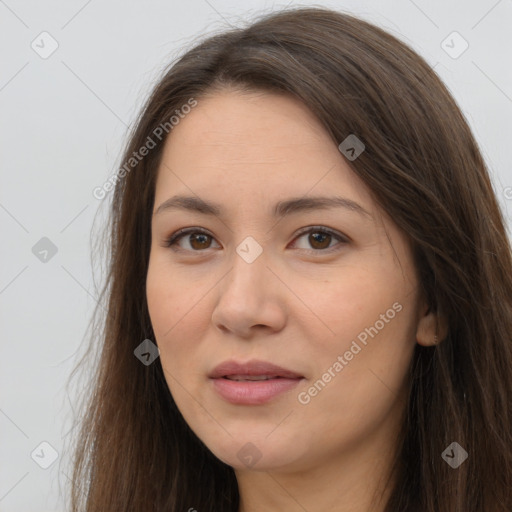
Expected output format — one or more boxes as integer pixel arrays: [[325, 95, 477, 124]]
[[209, 359, 303, 379]]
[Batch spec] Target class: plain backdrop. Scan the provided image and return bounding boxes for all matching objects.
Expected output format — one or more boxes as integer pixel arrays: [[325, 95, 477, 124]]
[[1, 0, 511, 510]]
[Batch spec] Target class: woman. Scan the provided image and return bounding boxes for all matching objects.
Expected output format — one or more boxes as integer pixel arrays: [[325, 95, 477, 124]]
[[68, 6, 512, 511]]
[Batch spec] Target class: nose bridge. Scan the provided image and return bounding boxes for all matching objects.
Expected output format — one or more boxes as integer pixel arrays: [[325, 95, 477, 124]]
[[224, 236, 270, 300], [211, 235, 286, 336], [212, 223, 288, 339]]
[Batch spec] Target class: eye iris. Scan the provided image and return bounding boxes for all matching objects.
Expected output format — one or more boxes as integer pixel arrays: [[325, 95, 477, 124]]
[[309, 232, 331, 249], [190, 233, 211, 250]]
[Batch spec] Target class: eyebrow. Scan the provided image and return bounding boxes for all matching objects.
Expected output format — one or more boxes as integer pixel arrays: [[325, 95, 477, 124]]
[[154, 194, 372, 220]]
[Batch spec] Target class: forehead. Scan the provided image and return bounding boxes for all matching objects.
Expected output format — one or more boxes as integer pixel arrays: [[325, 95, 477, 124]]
[[154, 90, 375, 211], [170, 89, 329, 144]]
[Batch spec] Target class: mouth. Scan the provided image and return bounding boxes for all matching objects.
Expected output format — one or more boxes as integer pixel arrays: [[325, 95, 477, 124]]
[[221, 375, 289, 381], [211, 376, 303, 405], [209, 360, 304, 405], [209, 359, 303, 380]]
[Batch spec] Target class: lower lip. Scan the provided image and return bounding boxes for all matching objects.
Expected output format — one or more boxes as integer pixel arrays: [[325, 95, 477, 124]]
[[211, 377, 303, 405]]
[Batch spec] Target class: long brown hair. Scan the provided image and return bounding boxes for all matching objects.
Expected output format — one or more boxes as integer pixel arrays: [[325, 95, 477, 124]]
[[67, 6, 512, 511]]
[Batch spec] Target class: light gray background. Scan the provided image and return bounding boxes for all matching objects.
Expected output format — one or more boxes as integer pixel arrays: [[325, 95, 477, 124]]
[[1, 0, 511, 510]]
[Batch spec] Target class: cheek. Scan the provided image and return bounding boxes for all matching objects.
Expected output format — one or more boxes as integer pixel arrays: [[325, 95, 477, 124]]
[[146, 258, 215, 385], [146, 256, 198, 338], [296, 307, 415, 451], [297, 266, 416, 403], [147, 262, 189, 372], [296, 263, 401, 348]]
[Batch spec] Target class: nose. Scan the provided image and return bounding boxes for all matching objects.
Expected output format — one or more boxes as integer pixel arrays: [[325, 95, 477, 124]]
[[211, 249, 287, 339]]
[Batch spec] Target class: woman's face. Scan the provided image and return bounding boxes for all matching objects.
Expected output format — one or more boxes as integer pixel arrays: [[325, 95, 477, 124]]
[[146, 89, 431, 473]]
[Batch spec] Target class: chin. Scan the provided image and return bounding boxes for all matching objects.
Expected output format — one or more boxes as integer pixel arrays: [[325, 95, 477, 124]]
[[201, 433, 306, 472]]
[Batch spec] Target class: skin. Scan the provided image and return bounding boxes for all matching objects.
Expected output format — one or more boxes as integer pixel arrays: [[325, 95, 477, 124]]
[[146, 89, 445, 512]]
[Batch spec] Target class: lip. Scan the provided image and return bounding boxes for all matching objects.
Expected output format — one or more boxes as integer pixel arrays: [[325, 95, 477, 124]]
[[209, 359, 303, 379], [209, 359, 304, 405]]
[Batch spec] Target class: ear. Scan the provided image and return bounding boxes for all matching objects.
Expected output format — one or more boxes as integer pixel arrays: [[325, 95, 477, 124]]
[[416, 300, 448, 347]]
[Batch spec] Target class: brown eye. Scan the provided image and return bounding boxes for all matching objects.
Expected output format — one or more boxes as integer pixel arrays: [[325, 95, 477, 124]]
[[188, 233, 213, 250], [164, 226, 347, 254], [164, 229, 220, 251], [308, 231, 332, 250], [292, 227, 347, 253]]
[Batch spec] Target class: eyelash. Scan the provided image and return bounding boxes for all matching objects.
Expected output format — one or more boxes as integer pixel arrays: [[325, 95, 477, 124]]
[[163, 226, 349, 255]]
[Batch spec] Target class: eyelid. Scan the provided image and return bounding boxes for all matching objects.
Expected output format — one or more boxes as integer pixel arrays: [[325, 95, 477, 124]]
[[163, 225, 349, 253]]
